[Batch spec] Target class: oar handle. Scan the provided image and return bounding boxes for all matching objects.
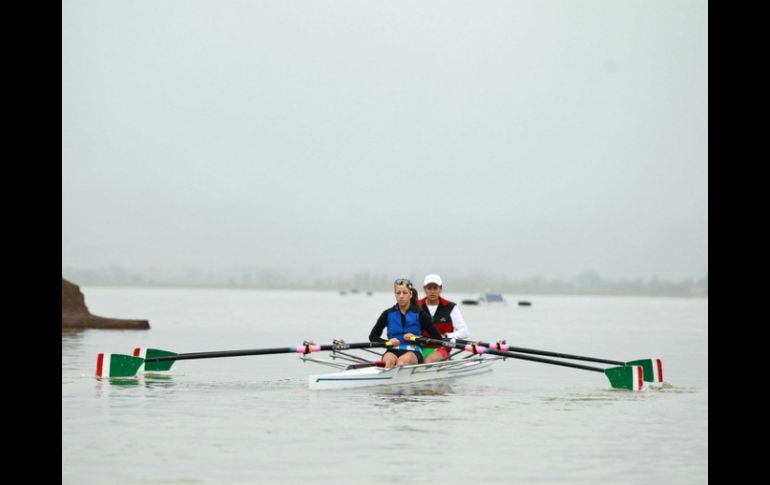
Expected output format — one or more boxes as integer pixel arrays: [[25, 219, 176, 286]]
[[454, 338, 625, 366], [413, 337, 606, 373]]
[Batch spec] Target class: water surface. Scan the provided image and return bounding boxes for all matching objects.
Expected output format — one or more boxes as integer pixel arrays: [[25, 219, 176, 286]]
[[62, 288, 707, 484]]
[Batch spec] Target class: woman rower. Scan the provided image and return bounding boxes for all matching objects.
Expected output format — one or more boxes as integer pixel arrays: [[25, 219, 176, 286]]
[[369, 278, 443, 368]]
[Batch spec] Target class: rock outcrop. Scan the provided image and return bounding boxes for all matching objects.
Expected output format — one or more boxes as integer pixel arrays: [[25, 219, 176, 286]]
[[62, 278, 150, 330]]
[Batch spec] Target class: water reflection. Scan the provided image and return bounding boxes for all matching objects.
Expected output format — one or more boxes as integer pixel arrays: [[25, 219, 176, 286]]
[[95, 377, 141, 398], [62, 329, 87, 350], [537, 383, 693, 410], [142, 374, 178, 389], [94, 373, 178, 394], [371, 381, 454, 404], [62, 331, 88, 374]]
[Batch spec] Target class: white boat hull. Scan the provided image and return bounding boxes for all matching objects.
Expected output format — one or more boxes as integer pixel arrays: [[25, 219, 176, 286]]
[[308, 355, 502, 390]]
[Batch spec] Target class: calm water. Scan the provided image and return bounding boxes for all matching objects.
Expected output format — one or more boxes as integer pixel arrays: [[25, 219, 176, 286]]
[[62, 288, 708, 484]]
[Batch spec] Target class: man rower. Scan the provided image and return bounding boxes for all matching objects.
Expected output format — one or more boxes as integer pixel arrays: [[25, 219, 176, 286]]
[[419, 274, 470, 363]]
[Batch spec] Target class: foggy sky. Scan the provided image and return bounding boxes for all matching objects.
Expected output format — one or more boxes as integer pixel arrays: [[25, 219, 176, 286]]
[[62, 0, 708, 281]]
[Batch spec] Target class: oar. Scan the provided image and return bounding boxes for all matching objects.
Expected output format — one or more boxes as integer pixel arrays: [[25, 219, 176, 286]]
[[96, 341, 389, 378], [412, 337, 645, 391], [454, 338, 663, 384]]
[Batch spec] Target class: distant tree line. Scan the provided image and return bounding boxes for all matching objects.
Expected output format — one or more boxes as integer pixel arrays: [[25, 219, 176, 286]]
[[62, 266, 707, 298]]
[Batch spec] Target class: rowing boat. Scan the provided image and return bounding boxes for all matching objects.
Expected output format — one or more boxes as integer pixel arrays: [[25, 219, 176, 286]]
[[308, 357, 501, 390], [301, 348, 504, 390]]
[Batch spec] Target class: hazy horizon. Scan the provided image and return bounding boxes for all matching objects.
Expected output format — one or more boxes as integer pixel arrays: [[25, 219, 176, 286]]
[[62, 1, 708, 282]]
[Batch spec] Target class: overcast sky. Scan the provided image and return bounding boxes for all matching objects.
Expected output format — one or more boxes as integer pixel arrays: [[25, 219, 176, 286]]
[[62, 0, 708, 281]]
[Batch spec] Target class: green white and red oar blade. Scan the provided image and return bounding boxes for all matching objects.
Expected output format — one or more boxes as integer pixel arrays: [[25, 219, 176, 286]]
[[133, 348, 178, 372], [95, 352, 144, 378], [626, 358, 664, 385], [604, 365, 646, 391]]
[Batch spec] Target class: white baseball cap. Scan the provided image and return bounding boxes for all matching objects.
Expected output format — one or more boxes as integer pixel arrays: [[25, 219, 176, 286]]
[[423, 274, 443, 287]]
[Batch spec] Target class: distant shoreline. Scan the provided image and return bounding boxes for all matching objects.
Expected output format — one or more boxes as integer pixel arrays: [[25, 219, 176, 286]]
[[72, 283, 708, 299], [63, 268, 707, 299]]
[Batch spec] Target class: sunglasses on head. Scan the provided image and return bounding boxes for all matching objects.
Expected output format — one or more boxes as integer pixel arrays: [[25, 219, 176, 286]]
[[394, 278, 413, 289]]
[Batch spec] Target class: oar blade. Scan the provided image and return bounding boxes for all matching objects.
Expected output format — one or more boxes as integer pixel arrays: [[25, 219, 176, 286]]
[[96, 353, 144, 378], [133, 348, 178, 372], [626, 358, 664, 384], [604, 365, 645, 391]]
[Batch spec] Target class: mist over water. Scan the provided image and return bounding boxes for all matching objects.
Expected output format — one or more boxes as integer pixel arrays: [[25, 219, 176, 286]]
[[62, 1, 708, 284]]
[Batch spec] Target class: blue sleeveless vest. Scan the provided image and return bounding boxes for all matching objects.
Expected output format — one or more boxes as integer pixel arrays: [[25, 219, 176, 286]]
[[386, 306, 422, 348]]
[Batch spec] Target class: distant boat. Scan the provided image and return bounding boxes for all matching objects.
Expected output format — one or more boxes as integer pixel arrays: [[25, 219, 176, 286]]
[[480, 292, 505, 303], [366, 291, 373, 296], [518, 301, 532, 307], [461, 293, 506, 305]]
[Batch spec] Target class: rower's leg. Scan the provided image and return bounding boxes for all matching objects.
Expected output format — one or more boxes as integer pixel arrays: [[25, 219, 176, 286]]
[[382, 352, 398, 369], [424, 350, 447, 364], [396, 352, 419, 366]]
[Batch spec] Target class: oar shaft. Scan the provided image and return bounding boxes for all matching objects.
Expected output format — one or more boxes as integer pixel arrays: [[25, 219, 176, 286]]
[[145, 341, 386, 363], [455, 338, 625, 366], [416, 337, 606, 373]]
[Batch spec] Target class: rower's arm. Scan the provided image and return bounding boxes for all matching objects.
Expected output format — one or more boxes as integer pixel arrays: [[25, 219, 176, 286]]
[[368, 311, 389, 343], [420, 311, 443, 339], [446, 306, 469, 339]]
